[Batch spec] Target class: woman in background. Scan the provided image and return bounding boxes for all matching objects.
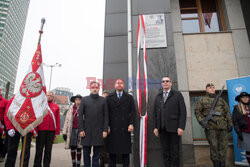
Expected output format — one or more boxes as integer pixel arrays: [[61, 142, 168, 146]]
[[232, 92, 250, 165], [63, 94, 82, 167]]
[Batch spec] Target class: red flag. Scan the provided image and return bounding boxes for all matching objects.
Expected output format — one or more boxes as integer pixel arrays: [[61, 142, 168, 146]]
[[203, 13, 213, 28], [7, 44, 48, 136]]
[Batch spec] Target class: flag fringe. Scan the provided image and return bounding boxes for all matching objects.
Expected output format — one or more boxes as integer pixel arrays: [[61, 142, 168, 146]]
[[7, 108, 48, 136]]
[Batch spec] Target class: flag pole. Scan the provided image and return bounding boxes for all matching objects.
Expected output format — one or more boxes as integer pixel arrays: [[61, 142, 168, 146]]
[[20, 135, 27, 167], [20, 18, 46, 167], [38, 18, 46, 45], [127, 0, 133, 95]]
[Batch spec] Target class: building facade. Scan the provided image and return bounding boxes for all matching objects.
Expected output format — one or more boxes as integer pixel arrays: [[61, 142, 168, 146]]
[[103, 0, 250, 166], [51, 87, 73, 130], [52, 87, 73, 100], [0, 0, 30, 99]]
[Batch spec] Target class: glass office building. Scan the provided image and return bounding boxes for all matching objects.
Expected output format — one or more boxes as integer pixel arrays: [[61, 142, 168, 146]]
[[0, 0, 30, 98]]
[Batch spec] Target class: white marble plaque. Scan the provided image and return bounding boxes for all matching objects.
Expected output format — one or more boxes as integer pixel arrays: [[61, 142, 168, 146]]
[[143, 14, 167, 48]]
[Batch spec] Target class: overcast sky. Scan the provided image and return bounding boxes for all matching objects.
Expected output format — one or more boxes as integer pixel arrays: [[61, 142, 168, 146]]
[[14, 0, 106, 96]]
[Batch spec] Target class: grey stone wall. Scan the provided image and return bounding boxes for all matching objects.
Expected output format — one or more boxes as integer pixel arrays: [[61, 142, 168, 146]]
[[222, 0, 250, 76], [103, 0, 128, 86]]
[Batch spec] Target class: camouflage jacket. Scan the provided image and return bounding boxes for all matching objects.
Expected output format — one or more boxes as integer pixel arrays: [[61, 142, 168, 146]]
[[195, 93, 233, 130]]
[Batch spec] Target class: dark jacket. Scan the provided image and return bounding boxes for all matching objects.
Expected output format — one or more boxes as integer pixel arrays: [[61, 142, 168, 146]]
[[78, 94, 108, 146], [232, 105, 248, 135], [153, 89, 187, 132], [106, 90, 136, 154]]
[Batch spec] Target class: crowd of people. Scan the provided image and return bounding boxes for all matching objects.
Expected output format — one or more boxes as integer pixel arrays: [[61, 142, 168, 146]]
[[0, 90, 60, 167], [0, 77, 249, 167]]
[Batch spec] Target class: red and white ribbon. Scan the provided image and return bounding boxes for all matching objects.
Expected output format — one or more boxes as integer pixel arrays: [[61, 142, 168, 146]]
[[137, 15, 148, 167]]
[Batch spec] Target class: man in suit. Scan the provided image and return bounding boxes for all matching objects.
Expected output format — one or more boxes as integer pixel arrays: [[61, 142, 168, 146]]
[[153, 76, 187, 167], [106, 79, 136, 167]]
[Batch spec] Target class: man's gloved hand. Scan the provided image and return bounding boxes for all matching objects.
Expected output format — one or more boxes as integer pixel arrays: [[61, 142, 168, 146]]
[[199, 120, 208, 129], [227, 126, 232, 133], [63, 134, 67, 141], [238, 132, 243, 141], [8, 129, 15, 137]]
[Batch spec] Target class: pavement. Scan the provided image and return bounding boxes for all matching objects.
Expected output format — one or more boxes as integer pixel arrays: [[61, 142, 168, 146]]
[[0, 143, 118, 167], [0, 142, 72, 167], [19, 142, 73, 167], [0, 143, 240, 167]]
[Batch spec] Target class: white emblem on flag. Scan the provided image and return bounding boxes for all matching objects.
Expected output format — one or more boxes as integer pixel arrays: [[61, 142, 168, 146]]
[[20, 72, 42, 97]]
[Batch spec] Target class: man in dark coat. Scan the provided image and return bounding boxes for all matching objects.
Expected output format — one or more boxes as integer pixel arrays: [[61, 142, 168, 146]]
[[78, 81, 108, 167], [153, 76, 187, 167], [106, 79, 136, 167]]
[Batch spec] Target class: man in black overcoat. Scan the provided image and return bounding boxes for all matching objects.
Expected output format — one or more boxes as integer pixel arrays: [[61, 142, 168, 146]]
[[78, 81, 109, 167], [153, 76, 187, 167], [106, 79, 136, 167]]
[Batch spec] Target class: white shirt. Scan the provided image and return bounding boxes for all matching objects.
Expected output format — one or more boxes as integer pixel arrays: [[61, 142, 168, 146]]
[[163, 89, 171, 98], [117, 91, 123, 99]]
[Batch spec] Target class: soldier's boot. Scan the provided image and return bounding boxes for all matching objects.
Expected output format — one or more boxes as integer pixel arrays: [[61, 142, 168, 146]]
[[246, 151, 250, 165], [212, 160, 220, 167], [220, 162, 225, 167]]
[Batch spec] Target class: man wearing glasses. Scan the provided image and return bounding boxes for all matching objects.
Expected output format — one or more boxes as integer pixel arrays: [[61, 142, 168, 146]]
[[153, 76, 187, 167]]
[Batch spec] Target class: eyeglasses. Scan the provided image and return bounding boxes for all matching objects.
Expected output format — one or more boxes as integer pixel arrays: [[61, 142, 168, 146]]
[[162, 80, 171, 83]]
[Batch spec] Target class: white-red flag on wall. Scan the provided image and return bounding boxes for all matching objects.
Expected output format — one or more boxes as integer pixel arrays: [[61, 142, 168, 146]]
[[7, 44, 48, 136]]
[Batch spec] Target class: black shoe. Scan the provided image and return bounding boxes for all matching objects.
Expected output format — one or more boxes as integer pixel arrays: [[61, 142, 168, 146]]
[[212, 161, 220, 167], [72, 163, 76, 167], [220, 162, 225, 167]]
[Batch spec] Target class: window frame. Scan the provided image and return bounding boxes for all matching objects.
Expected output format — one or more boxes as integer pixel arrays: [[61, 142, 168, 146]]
[[180, 0, 226, 33]]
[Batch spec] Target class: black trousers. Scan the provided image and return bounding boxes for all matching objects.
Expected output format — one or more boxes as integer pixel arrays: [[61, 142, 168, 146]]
[[159, 130, 180, 167], [3, 132, 9, 157], [34, 131, 55, 167], [0, 132, 4, 157], [109, 154, 129, 167], [5, 132, 32, 167], [0, 129, 8, 157], [83, 146, 101, 167]]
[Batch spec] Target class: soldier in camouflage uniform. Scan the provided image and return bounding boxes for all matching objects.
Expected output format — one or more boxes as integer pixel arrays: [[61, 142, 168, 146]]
[[195, 83, 233, 167]]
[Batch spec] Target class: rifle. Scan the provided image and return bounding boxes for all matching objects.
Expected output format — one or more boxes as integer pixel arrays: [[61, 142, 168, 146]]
[[200, 85, 225, 129]]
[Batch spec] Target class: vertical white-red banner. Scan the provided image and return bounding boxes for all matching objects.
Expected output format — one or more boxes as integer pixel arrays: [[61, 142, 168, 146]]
[[7, 44, 48, 136], [137, 15, 148, 167]]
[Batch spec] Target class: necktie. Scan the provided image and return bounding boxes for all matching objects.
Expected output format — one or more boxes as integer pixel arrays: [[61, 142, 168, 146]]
[[118, 93, 121, 99], [164, 92, 168, 103]]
